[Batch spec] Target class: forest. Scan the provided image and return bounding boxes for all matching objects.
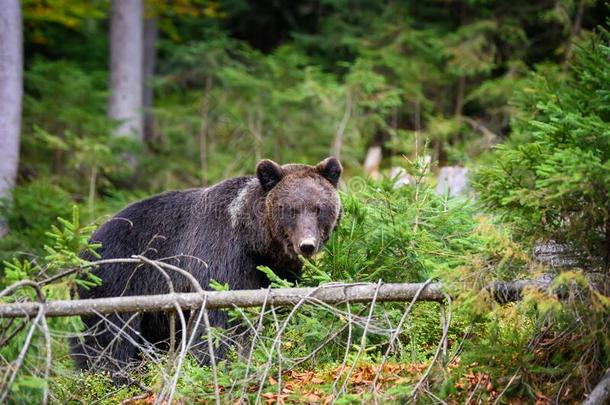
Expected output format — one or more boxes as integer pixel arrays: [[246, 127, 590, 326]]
[[0, 0, 609, 403]]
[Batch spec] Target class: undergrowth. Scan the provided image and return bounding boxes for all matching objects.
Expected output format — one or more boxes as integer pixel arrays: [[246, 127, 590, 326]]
[[0, 152, 607, 403]]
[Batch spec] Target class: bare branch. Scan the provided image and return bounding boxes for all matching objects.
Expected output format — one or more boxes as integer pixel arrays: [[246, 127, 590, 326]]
[[0, 279, 554, 319], [0, 282, 444, 318]]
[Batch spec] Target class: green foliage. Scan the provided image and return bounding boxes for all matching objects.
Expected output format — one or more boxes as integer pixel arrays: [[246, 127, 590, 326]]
[[23, 59, 110, 142], [258, 265, 295, 288], [0, 179, 73, 259], [306, 157, 487, 284], [43, 206, 101, 284], [0, 207, 103, 403], [474, 30, 610, 263], [22, 0, 107, 29], [52, 371, 142, 405], [1, 206, 101, 290], [449, 270, 610, 402], [22, 60, 136, 194], [2, 1, 608, 403]]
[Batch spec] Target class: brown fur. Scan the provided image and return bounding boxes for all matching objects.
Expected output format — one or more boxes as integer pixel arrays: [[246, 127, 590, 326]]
[[71, 157, 343, 379]]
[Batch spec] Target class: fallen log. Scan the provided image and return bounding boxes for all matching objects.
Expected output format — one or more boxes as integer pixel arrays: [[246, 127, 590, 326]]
[[0, 280, 551, 319], [582, 369, 610, 405], [491, 277, 552, 303]]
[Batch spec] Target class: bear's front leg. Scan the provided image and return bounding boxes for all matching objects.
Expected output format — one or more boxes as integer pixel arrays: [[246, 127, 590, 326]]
[[75, 312, 144, 385], [184, 308, 230, 365]]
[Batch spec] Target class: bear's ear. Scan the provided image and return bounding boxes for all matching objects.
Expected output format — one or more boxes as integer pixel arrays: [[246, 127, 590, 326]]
[[316, 157, 342, 188], [256, 159, 284, 192]]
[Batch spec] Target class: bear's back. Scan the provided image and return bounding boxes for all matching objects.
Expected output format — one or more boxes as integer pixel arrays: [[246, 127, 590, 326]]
[[82, 176, 260, 296], [88, 188, 202, 261], [90, 177, 254, 255]]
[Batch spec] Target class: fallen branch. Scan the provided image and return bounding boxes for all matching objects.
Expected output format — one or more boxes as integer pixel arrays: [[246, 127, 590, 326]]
[[0, 283, 442, 318], [491, 278, 552, 303], [0, 280, 551, 319], [461, 116, 500, 143], [582, 369, 610, 405]]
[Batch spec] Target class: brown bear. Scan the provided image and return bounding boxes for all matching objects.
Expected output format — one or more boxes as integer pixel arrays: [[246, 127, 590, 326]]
[[71, 157, 342, 378]]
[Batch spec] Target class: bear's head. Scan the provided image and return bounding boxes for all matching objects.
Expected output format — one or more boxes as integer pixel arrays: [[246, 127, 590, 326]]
[[257, 157, 342, 258]]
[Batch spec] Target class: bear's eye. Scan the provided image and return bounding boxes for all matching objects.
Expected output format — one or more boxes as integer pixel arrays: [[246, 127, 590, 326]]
[[282, 206, 298, 218], [316, 204, 330, 218]]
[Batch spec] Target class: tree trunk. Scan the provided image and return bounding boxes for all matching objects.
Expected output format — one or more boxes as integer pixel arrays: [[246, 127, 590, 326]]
[[332, 90, 352, 159], [142, 14, 158, 143], [0, 0, 23, 239], [199, 76, 213, 186], [414, 98, 421, 156], [363, 146, 382, 179], [452, 75, 466, 146], [582, 370, 610, 405], [248, 107, 263, 163], [563, 0, 585, 72], [454, 75, 465, 118], [0, 278, 554, 319], [108, 0, 143, 140]]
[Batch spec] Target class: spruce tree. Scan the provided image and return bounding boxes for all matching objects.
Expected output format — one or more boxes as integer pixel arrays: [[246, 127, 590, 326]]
[[474, 29, 610, 268]]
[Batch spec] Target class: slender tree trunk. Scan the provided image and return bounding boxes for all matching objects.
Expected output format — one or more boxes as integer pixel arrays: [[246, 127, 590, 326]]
[[604, 207, 610, 271], [249, 107, 263, 163], [563, 0, 585, 72], [274, 132, 282, 163], [454, 75, 465, 119], [414, 98, 421, 157], [199, 76, 213, 186], [452, 75, 466, 147], [363, 146, 382, 179], [108, 0, 143, 140], [452, 0, 467, 147], [142, 14, 158, 143], [332, 90, 352, 159], [88, 166, 98, 223], [453, 0, 467, 142], [390, 107, 398, 146], [0, 0, 23, 239]]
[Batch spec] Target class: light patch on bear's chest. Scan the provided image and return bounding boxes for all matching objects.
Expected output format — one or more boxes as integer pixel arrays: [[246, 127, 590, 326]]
[[228, 178, 258, 228]]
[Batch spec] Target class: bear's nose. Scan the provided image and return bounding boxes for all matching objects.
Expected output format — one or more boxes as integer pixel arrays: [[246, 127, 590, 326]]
[[298, 239, 316, 256]]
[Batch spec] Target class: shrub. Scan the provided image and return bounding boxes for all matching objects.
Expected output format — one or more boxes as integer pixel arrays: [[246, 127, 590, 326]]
[[306, 157, 519, 285], [0, 179, 73, 260], [473, 30, 610, 267]]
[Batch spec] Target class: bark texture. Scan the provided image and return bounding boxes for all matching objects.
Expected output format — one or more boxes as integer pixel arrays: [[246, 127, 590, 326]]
[[142, 14, 157, 142], [0, 283, 445, 318], [582, 370, 610, 405], [0, 279, 552, 318], [0, 0, 23, 238], [108, 0, 143, 139]]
